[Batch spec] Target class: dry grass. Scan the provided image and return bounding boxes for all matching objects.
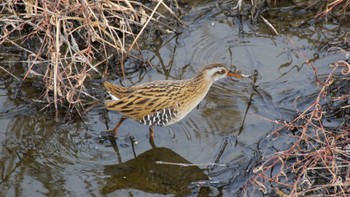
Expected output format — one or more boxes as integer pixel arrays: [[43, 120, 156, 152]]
[[0, 0, 180, 120], [315, 0, 350, 18]]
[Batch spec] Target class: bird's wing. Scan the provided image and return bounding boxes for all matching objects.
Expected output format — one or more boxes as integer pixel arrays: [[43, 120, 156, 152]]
[[104, 85, 179, 120]]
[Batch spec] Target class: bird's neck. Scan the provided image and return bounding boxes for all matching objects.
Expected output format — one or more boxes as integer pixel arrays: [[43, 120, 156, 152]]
[[188, 72, 213, 93], [194, 71, 212, 84]]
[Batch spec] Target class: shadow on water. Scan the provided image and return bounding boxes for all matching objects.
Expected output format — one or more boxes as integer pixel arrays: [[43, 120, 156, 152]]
[[102, 144, 209, 196], [1, 0, 350, 196]]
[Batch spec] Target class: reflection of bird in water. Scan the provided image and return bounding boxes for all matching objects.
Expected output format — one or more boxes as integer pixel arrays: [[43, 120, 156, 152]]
[[101, 147, 208, 195], [104, 64, 242, 142]]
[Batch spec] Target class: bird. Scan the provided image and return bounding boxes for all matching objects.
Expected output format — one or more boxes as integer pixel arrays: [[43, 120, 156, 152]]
[[104, 63, 242, 141]]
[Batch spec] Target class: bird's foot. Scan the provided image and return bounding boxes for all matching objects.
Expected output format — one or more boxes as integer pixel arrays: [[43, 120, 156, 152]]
[[124, 134, 139, 145], [97, 130, 117, 146], [100, 129, 118, 138]]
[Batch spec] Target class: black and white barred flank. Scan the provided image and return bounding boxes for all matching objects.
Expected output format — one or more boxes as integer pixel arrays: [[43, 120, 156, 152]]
[[139, 108, 177, 126]]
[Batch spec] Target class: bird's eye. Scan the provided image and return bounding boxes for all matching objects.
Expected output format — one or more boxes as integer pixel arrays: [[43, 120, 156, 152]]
[[217, 70, 225, 74]]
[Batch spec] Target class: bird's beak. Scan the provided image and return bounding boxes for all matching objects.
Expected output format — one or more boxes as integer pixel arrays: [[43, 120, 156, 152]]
[[227, 71, 242, 78]]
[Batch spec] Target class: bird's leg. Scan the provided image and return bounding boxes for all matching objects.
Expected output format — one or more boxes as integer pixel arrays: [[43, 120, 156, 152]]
[[149, 126, 155, 137], [111, 116, 127, 137], [149, 126, 155, 147]]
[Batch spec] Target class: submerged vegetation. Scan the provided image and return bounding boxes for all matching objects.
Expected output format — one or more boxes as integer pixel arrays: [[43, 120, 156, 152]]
[[247, 60, 350, 196], [243, 1, 350, 195]]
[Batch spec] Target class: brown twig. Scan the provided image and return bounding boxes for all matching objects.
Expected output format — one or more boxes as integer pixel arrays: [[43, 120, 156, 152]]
[[246, 62, 350, 195]]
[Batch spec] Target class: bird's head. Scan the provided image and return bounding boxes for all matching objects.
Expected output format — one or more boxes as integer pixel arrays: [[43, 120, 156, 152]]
[[200, 64, 242, 82]]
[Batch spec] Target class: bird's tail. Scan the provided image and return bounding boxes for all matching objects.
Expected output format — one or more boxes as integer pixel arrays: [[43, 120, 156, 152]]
[[104, 81, 133, 100]]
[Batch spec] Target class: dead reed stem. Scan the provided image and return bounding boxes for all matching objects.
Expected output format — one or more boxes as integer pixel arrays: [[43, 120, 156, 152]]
[[0, 0, 180, 118], [315, 0, 349, 18]]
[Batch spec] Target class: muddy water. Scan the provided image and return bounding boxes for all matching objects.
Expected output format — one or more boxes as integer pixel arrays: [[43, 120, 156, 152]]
[[0, 2, 349, 197]]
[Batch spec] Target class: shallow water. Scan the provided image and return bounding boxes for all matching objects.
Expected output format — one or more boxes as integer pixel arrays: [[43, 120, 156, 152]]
[[0, 1, 349, 196]]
